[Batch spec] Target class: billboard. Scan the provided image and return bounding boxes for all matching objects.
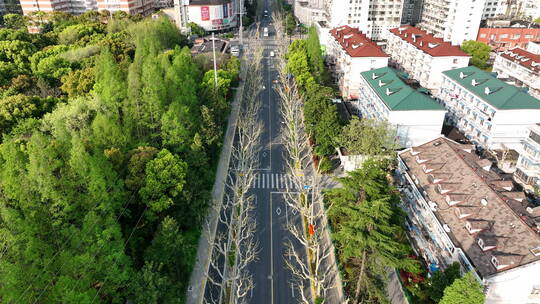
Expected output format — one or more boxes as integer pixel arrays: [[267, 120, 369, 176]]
[[201, 6, 209, 21], [223, 3, 228, 18]]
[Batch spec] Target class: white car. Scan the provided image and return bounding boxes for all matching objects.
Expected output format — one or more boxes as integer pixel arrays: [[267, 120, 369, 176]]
[[270, 51, 275, 57]]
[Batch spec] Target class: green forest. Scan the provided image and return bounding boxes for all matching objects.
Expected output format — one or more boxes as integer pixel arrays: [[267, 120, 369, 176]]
[[0, 11, 238, 303]]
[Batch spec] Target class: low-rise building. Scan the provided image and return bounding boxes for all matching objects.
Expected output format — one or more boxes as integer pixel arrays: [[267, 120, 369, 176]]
[[397, 137, 540, 304], [514, 124, 540, 193], [477, 27, 540, 51], [439, 66, 540, 150], [386, 26, 470, 93], [493, 48, 540, 99], [327, 25, 388, 99], [356, 67, 446, 147]]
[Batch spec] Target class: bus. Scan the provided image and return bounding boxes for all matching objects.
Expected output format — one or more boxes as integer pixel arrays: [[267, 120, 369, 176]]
[[263, 27, 269, 37]]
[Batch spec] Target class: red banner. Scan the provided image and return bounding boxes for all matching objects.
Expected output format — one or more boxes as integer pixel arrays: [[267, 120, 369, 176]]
[[212, 19, 223, 25], [201, 6, 209, 21], [309, 224, 315, 236]]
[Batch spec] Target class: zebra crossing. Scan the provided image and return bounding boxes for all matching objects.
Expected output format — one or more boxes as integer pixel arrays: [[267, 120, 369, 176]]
[[251, 173, 297, 190]]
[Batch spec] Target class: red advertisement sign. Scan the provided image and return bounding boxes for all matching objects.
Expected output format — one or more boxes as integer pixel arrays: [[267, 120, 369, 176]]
[[201, 6, 209, 21], [212, 19, 223, 25]]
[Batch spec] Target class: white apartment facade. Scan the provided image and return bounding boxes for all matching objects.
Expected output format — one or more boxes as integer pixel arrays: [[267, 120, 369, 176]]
[[293, 0, 326, 26], [482, 0, 540, 20], [357, 67, 446, 147], [397, 137, 540, 304], [327, 25, 389, 99], [514, 124, 540, 193], [493, 48, 540, 99], [482, 0, 508, 20], [296, 0, 403, 41], [386, 25, 470, 93], [439, 66, 540, 150], [528, 41, 540, 55], [418, 0, 486, 45]]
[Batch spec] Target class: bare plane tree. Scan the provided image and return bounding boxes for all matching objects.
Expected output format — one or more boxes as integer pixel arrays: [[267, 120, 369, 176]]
[[272, 32, 339, 303], [205, 43, 265, 304]]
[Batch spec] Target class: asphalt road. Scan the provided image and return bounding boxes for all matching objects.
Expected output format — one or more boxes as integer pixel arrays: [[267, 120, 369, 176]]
[[203, 2, 313, 303], [247, 7, 306, 304]]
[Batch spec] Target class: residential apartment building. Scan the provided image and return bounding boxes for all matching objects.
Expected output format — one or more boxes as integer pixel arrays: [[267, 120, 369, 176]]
[[477, 27, 540, 51], [21, 0, 155, 16], [514, 124, 540, 193], [386, 25, 470, 92], [327, 25, 389, 99], [97, 0, 154, 15], [296, 0, 403, 41], [20, 0, 97, 15], [528, 41, 540, 55], [493, 48, 540, 99], [401, 0, 423, 25], [418, 0, 486, 45], [439, 66, 540, 150], [356, 67, 446, 147], [293, 0, 326, 26], [397, 137, 540, 304], [480, 0, 540, 20], [482, 0, 508, 20]]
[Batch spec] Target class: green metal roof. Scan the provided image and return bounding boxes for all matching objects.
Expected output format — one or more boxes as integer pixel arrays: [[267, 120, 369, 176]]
[[442, 66, 540, 110], [360, 67, 445, 111]]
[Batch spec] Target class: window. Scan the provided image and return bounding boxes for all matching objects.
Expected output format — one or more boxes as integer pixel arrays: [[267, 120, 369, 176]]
[[499, 34, 508, 39], [491, 256, 499, 268], [477, 238, 485, 249], [525, 34, 533, 39], [513, 34, 521, 39], [480, 33, 486, 38]]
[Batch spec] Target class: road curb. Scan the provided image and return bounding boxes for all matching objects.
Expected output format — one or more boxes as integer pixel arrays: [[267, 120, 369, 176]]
[[186, 53, 249, 304]]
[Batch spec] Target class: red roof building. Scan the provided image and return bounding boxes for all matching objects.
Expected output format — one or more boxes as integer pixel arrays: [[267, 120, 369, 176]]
[[388, 26, 468, 57], [326, 25, 389, 100], [477, 28, 540, 51], [493, 48, 540, 99], [328, 25, 388, 58], [386, 25, 470, 92]]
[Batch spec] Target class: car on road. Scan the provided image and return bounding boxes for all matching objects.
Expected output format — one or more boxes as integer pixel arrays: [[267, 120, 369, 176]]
[[270, 51, 275, 57], [263, 27, 269, 37]]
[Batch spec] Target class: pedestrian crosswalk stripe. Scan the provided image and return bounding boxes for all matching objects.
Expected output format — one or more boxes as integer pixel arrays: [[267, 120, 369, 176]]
[[250, 173, 297, 189]]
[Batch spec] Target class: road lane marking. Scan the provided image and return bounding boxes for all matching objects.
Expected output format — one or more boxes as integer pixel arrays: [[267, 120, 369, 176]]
[[249, 174, 297, 189]]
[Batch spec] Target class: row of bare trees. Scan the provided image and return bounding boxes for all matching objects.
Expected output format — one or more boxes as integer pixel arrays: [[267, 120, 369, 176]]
[[205, 41, 265, 304], [272, 12, 340, 304]]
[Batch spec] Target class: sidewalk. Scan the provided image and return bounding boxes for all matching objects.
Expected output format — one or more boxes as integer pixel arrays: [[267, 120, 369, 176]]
[[186, 51, 249, 304], [387, 269, 409, 304]]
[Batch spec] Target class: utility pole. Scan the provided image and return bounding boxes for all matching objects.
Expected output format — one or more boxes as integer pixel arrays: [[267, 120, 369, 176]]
[[212, 32, 218, 89], [239, 0, 244, 45]]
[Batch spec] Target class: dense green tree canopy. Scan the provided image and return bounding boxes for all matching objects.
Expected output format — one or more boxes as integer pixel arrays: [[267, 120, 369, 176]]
[[326, 160, 418, 303], [0, 15, 233, 303], [339, 117, 398, 157], [439, 272, 485, 304], [461, 40, 491, 69]]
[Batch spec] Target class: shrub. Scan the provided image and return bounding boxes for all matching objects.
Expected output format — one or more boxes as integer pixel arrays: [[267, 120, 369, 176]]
[[318, 156, 332, 173]]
